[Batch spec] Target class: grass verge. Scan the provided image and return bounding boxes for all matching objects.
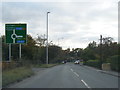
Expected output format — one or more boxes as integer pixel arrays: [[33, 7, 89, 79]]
[[33, 63, 60, 68], [2, 66, 34, 87], [2, 63, 60, 87]]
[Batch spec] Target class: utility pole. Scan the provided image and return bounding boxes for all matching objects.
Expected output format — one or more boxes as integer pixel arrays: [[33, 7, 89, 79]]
[[46, 12, 50, 64], [100, 35, 103, 70]]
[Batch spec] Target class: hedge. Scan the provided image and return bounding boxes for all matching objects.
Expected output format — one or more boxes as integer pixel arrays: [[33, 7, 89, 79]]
[[107, 55, 120, 71], [85, 60, 101, 69]]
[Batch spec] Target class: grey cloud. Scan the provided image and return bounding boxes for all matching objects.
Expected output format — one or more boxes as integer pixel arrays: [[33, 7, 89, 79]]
[[1, 1, 117, 49]]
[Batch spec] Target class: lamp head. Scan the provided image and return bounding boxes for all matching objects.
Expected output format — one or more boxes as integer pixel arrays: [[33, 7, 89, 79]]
[[47, 12, 50, 13]]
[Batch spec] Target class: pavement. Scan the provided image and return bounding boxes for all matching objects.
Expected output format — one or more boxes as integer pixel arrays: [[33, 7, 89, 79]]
[[99, 70, 120, 77], [83, 65, 120, 77], [8, 63, 119, 88]]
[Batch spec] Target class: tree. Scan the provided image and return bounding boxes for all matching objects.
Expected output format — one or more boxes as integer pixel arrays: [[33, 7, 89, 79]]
[[2, 35, 9, 61], [100, 37, 115, 62], [102, 37, 114, 45], [22, 35, 37, 61], [36, 34, 46, 47], [48, 45, 62, 63], [88, 41, 97, 48]]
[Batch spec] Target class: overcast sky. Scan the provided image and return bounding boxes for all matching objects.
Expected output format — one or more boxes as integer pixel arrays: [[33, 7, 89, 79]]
[[1, 0, 119, 49]]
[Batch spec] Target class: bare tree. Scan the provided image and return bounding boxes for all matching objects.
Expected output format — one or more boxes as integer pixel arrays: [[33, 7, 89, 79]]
[[36, 34, 47, 47]]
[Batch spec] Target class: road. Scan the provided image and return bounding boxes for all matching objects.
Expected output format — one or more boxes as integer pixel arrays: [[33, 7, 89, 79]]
[[9, 63, 118, 88]]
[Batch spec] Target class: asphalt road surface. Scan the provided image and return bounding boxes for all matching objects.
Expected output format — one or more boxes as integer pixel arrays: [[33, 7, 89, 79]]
[[9, 63, 118, 88]]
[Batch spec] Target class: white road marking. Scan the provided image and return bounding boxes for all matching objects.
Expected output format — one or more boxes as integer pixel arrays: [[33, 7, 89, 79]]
[[70, 68, 73, 72], [81, 80, 90, 88], [74, 72, 79, 77], [70, 68, 91, 88], [70, 68, 79, 77]]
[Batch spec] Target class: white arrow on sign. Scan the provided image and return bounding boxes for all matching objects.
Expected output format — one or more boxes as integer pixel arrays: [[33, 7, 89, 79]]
[[11, 29, 23, 43], [11, 29, 16, 43], [16, 36, 23, 38]]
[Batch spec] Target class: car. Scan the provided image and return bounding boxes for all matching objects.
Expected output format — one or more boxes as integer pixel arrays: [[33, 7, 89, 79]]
[[74, 60, 80, 64], [62, 61, 65, 64], [62, 61, 66, 64]]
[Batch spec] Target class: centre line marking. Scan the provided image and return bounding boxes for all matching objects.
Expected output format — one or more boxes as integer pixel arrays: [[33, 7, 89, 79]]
[[70, 68, 79, 77], [74, 72, 79, 77], [70, 68, 73, 72], [81, 80, 90, 88]]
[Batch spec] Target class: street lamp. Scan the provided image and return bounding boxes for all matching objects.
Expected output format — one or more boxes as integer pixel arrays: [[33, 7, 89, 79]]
[[46, 12, 50, 64]]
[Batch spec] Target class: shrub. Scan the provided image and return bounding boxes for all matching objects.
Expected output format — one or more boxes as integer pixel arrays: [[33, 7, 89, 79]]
[[85, 60, 101, 69], [107, 55, 120, 71], [2, 61, 22, 70]]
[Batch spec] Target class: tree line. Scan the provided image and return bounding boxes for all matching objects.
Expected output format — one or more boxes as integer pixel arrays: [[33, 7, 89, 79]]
[[2, 35, 67, 64], [1, 35, 120, 71], [67, 37, 119, 71]]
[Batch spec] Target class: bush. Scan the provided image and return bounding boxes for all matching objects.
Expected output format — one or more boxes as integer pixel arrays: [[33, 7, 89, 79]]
[[2, 61, 22, 70], [85, 60, 101, 69], [107, 55, 120, 71]]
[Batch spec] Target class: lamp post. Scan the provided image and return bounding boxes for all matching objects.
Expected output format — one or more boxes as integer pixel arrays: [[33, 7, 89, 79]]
[[100, 35, 103, 70], [46, 12, 50, 64]]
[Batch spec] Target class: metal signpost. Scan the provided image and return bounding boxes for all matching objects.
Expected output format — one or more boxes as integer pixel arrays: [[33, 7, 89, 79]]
[[5, 24, 27, 61]]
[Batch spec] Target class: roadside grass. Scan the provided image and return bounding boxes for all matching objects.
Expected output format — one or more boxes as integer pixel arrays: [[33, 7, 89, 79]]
[[2, 66, 34, 87], [2, 63, 60, 87]]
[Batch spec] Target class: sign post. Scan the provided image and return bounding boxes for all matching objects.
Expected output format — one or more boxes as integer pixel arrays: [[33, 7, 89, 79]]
[[5, 24, 27, 61], [9, 44, 11, 61], [19, 44, 21, 59]]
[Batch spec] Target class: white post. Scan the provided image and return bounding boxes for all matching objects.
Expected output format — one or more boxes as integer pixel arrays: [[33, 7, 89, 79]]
[[9, 44, 11, 61], [19, 44, 21, 59]]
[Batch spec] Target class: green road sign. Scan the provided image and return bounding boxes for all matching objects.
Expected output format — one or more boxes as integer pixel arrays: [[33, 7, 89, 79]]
[[5, 24, 27, 44]]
